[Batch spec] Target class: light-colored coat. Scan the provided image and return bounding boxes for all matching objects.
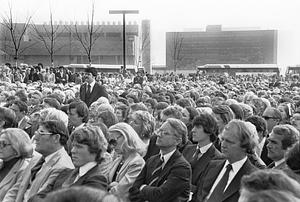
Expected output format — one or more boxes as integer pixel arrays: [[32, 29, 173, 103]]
[[0, 158, 30, 201], [108, 152, 145, 201], [3, 148, 74, 202]]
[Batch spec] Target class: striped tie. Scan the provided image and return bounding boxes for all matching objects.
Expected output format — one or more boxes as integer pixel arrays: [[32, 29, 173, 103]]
[[149, 156, 164, 186]]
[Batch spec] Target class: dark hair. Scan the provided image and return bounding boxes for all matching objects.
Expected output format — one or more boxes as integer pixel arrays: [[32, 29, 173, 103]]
[[43, 97, 61, 109], [286, 142, 300, 174], [0, 107, 17, 128], [155, 102, 169, 111], [161, 106, 183, 120], [185, 106, 199, 122], [69, 101, 89, 123], [245, 115, 267, 138], [176, 98, 192, 108], [241, 169, 300, 198], [12, 100, 28, 114], [98, 110, 118, 128], [85, 67, 97, 77], [39, 120, 69, 146], [229, 104, 244, 120], [212, 105, 234, 124], [118, 97, 129, 106], [192, 113, 219, 142]]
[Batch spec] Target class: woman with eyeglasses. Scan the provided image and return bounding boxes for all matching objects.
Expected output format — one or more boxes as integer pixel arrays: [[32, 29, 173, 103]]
[[0, 128, 33, 201], [107, 122, 146, 201]]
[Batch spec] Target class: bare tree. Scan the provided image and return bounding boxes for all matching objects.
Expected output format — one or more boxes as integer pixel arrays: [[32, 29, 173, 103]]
[[65, 2, 102, 65], [31, 11, 66, 67], [0, 4, 33, 67], [170, 32, 184, 72], [136, 25, 151, 68]]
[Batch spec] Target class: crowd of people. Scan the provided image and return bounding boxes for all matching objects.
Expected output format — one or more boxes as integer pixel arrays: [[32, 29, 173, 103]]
[[0, 62, 300, 202]]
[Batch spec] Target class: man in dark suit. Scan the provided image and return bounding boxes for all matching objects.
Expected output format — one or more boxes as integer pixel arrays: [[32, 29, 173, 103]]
[[196, 120, 258, 202], [182, 114, 223, 201], [80, 67, 108, 107], [129, 118, 191, 202], [55, 66, 68, 84], [28, 125, 108, 201]]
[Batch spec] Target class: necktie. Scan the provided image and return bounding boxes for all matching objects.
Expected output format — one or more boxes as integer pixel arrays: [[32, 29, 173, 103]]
[[31, 157, 45, 182], [206, 164, 232, 202], [191, 148, 202, 168], [149, 156, 164, 186]]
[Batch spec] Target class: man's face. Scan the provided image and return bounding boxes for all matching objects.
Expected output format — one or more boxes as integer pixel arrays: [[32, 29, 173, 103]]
[[128, 113, 143, 135], [68, 108, 83, 127], [263, 109, 279, 133], [213, 113, 225, 133], [267, 132, 285, 161], [71, 142, 96, 167], [84, 72, 94, 84], [156, 122, 178, 148], [191, 125, 209, 143], [220, 124, 245, 163], [34, 125, 56, 156]]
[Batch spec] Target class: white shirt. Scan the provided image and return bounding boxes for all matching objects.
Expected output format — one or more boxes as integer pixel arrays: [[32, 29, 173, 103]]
[[274, 158, 285, 167], [74, 161, 97, 182], [160, 149, 176, 168], [87, 80, 96, 93], [197, 143, 213, 154], [206, 156, 248, 199]]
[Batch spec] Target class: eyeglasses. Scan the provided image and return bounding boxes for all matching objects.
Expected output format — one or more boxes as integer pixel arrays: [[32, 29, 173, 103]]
[[0, 140, 11, 149]]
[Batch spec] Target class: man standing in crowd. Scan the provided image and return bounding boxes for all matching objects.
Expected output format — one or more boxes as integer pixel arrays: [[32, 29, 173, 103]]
[[80, 67, 108, 107], [196, 120, 258, 202], [182, 114, 223, 202], [3, 120, 74, 202], [129, 118, 191, 202], [55, 66, 68, 84], [267, 124, 299, 169]]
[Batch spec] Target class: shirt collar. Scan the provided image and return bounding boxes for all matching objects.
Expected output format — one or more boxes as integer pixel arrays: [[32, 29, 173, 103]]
[[78, 161, 97, 177], [275, 158, 285, 167], [197, 143, 213, 154], [89, 80, 96, 89], [225, 156, 247, 174], [44, 147, 64, 163], [160, 149, 176, 166]]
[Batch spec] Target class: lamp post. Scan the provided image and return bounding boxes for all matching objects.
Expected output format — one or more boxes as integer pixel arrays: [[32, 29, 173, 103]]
[[109, 10, 139, 72]]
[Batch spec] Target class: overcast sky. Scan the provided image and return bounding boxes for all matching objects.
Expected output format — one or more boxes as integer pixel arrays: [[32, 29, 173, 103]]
[[1, 0, 300, 67]]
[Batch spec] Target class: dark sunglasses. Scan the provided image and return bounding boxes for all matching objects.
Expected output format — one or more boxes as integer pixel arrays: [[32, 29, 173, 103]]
[[263, 116, 277, 120]]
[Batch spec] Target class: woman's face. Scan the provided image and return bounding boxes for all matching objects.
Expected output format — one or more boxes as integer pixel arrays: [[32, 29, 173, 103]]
[[115, 109, 124, 122], [0, 135, 17, 161], [291, 113, 300, 130], [109, 131, 125, 154]]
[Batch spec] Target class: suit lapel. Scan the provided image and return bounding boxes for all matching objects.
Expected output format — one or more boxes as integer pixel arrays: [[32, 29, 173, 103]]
[[116, 153, 136, 181], [29, 151, 62, 196], [193, 145, 216, 181], [156, 150, 181, 185], [73, 165, 98, 186], [223, 159, 254, 200], [201, 160, 226, 199]]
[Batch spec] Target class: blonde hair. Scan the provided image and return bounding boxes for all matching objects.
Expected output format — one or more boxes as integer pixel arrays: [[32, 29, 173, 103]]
[[1, 128, 33, 158], [108, 122, 147, 156]]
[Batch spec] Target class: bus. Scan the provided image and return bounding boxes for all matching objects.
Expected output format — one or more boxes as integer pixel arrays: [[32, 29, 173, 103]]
[[197, 64, 279, 75], [65, 64, 139, 73]]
